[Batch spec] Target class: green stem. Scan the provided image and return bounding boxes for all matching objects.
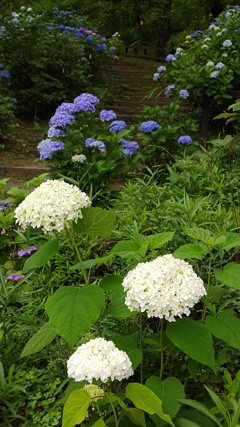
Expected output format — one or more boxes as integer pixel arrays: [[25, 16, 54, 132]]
[[201, 255, 212, 321], [108, 391, 119, 427], [65, 227, 89, 285], [139, 312, 143, 384], [159, 318, 164, 380]]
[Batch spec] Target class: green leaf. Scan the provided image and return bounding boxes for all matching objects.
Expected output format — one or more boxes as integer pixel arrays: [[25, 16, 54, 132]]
[[62, 389, 91, 427], [92, 419, 108, 427], [70, 255, 113, 270], [23, 239, 59, 273], [184, 228, 213, 245], [21, 322, 57, 358], [73, 207, 115, 237], [126, 383, 175, 426], [214, 232, 240, 251], [100, 275, 132, 318], [45, 285, 105, 347], [111, 334, 142, 369], [109, 241, 141, 258], [145, 376, 185, 423], [145, 232, 175, 251], [205, 310, 240, 350], [175, 418, 201, 427], [173, 244, 208, 260], [166, 318, 215, 371], [214, 263, 240, 290], [177, 399, 222, 427], [125, 408, 146, 426], [204, 386, 228, 420]]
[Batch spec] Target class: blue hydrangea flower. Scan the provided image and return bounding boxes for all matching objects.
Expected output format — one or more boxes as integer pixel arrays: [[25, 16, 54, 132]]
[[55, 102, 75, 115], [75, 29, 84, 38], [11, 18, 20, 23], [100, 109, 117, 121], [48, 126, 65, 138], [191, 30, 203, 37], [109, 120, 127, 133], [119, 139, 139, 156], [177, 135, 193, 145], [157, 65, 166, 73], [215, 62, 225, 69], [97, 44, 105, 52], [165, 84, 175, 97], [0, 69, 10, 78], [86, 35, 93, 42], [37, 139, 65, 159], [85, 138, 106, 151], [153, 72, 160, 81], [179, 89, 189, 99], [56, 24, 65, 30], [74, 93, 99, 109], [140, 120, 160, 133], [223, 39, 232, 47], [49, 112, 74, 127], [165, 54, 177, 61]]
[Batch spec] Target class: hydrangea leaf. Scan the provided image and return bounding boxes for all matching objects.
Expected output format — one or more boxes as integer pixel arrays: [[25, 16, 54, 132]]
[[124, 408, 146, 426], [126, 383, 175, 426], [145, 375, 185, 420], [23, 238, 59, 273], [184, 228, 214, 245], [21, 321, 57, 358], [205, 309, 240, 350], [173, 244, 208, 260], [177, 399, 222, 427], [92, 419, 108, 427], [166, 318, 215, 371], [174, 417, 201, 427], [214, 262, 240, 290], [145, 232, 175, 250], [111, 334, 142, 369], [100, 275, 132, 318], [45, 285, 105, 347], [73, 207, 115, 237], [62, 389, 91, 427]]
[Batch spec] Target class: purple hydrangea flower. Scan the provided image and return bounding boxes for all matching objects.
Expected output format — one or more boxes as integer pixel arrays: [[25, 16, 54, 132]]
[[153, 72, 160, 81], [178, 135, 193, 145], [109, 120, 127, 132], [56, 24, 65, 30], [165, 84, 175, 97], [47, 126, 65, 138], [97, 44, 105, 52], [84, 29, 93, 35], [179, 89, 189, 99], [191, 30, 203, 37], [0, 69, 10, 78], [74, 93, 99, 112], [18, 246, 37, 257], [6, 274, 25, 281], [0, 201, 12, 210], [140, 120, 160, 133], [109, 46, 116, 52], [37, 139, 65, 159], [101, 37, 107, 42], [157, 65, 166, 73], [12, 18, 20, 23], [166, 54, 177, 61], [55, 102, 75, 115], [223, 39, 232, 47], [119, 139, 139, 156], [85, 138, 106, 151], [49, 112, 74, 127], [215, 62, 225, 69], [100, 109, 117, 121], [85, 137, 96, 147]]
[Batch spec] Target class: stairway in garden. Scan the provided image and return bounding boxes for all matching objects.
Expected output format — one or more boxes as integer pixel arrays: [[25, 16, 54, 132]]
[[101, 56, 170, 121]]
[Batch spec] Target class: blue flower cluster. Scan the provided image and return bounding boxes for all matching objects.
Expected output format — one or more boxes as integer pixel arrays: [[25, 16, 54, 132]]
[[0, 201, 12, 211], [140, 120, 160, 133], [85, 138, 106, 151], [177, 135, 193, 145], [100, 109, 117, 122], [109, 120, 127, 133], [119, 139, 139, 156], [179, 89, 189, 99], [0, 68, 10, 78], [37, 139, 65, 159]]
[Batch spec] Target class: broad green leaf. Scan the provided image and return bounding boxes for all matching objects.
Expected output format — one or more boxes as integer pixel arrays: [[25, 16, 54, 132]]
[[21, 322, 57, 358], [204, 386, 228, 420], [73, 207, 115, 237], [126, 383, 175, 426], [100, 275, 132, 318], [111, 334, 142, 369], [175, 417, 201, 427], [62, 389, 90, 427], [70, 255, 113, 270], [92, 419, 107, 427], [145, 232, 175, 251], [173, 244, 208, 260], [184, 228, 213, 245], [23, 239, 59, 273], [166, 318, 215, 371], [178, 399, 222, 427], [214, 232, 240, 251], [109, 240, 141, 258], [205, 310, 240, 350], [145, 376, 185, 420], [100, 275, 124, 291], [45, 285, 105, 347], [214, 263, 240, 290], [125, 408, 146, 426]]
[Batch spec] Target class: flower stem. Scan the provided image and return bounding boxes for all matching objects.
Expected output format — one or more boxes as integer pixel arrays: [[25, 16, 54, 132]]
[[159, 318, 164, 380], [65, 227, 89, 285], [108, 390, 119, 427], [201, 255, 212, 321], [139, 312, 143, 384]]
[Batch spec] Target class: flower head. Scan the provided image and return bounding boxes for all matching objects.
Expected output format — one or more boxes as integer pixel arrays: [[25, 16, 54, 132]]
[[215, 62, 225, 69], [47, 126, 65, 138], [165, 54, 177, 61], [97, 44, 105, 52], [119, 139, 139, 156], [6, 274, 25, 281], [0, 69, 10, 78], [140, 120, 160, 133], [153, 72, 160, 81], [109, 46, 116, 52], [100, 109, 117, 121], [73, 93, 99, 113], [178, 135, 193, 145], [157, 65, 166, 73], [15, 180, 91, 233], [179, 89, 189, 99], [165, 84, 175, 97], [72, 154, 86, 163], [18, 246, 37, 257], [223, 39, 232, 47], [83, 384, 104, 401], [49, 112, 74, 128], [85, 138, 106, 151], [122, 254, 206, 321], [67, 337, 133, 383], [109, 120, 126, 133], [206, 61, 215, 67], [37, 139, 65, 160], [210, 70, 219, 78]]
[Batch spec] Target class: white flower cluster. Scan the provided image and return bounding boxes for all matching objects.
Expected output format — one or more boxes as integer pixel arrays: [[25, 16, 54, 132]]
[[72, 154, 86, 163], [83, 384, 104, 401], [67, 337, 133, 383], [15, 180, 91, 233], [122, 254, 206, 322]]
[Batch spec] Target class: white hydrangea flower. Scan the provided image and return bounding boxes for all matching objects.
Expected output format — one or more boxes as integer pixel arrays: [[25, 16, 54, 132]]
[[83, 384, 104, 401], [72, 154, 87, 163], [122, 254, 206, 322], [206, 61, 215, 66], [210, 70, 219, 78], [67, 337, 133, 383], [15, 180, 91, 233], [201, 44, 209, 49]]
